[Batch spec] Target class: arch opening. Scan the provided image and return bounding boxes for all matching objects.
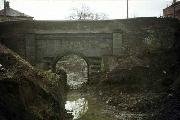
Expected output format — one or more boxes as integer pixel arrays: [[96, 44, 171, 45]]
[[55, 54, 88, 89]]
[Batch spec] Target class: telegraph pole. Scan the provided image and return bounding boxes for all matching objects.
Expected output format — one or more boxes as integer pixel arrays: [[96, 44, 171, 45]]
[[127, 0, 129, 19]]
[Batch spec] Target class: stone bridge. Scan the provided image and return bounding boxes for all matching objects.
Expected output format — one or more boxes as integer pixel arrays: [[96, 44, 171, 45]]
[[0, 18, 179, 82]]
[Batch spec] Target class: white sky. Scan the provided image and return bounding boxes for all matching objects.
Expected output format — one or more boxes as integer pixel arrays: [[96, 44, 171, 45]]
[[0, 0, 178, 20]]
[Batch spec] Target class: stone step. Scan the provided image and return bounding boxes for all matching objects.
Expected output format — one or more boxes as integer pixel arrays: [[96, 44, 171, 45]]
[[88, 57, 102, 64], [89, 71, 101, 74], [89, 65, 101, 70], [90, 62, 101, 65]]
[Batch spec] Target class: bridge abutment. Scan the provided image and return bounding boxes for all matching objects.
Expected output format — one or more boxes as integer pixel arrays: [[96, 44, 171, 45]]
[[0, 18, 179, 85]]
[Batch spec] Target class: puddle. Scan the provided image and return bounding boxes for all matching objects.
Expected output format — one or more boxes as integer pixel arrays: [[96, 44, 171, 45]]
[[65, 98, 88, 119], [65, 90, 117, 120]]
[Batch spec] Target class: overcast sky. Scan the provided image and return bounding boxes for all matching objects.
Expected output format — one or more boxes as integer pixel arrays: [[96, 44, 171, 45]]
[[0, 0, 178, 20]]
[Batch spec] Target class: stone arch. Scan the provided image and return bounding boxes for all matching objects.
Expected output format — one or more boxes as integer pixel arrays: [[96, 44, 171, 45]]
[[52, 52, 89, 71], [52, 52, 89, 88]]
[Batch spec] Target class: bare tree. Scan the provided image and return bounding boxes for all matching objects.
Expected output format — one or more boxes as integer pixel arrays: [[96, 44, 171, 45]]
[[67, 5, 108, 20]]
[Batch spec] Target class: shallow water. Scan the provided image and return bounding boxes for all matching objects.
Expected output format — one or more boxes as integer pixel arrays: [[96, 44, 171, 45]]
[[65, 89, 152, 120], [65, 90, 116, 120]]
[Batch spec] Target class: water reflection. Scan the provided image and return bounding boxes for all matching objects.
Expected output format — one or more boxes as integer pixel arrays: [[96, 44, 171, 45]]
[[65, 91, 118, 120], [65, 98, 88, 119]]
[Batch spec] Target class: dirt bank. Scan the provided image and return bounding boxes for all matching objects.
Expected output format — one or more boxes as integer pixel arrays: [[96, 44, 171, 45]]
[[0, 44, 72, 120], [95, 47, 180, 119]]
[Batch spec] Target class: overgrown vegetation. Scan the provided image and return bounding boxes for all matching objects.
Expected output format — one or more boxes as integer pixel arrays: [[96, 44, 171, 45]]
[[0, 44, 70, 120]]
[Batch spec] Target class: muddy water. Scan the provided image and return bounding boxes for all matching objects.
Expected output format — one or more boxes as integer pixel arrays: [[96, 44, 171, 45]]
[[65, 90, 117, 120]]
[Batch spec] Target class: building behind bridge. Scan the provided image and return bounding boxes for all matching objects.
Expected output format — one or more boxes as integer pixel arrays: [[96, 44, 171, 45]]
[[0, 1, 33, 22], [163, 1, 180, 20]]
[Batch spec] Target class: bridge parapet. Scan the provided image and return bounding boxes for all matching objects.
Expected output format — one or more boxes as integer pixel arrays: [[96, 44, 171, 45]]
[[0, 18, 179, 83]]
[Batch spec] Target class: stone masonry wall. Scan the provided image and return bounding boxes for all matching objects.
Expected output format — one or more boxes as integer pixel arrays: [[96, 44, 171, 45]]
[[0, 18, 179, 69]]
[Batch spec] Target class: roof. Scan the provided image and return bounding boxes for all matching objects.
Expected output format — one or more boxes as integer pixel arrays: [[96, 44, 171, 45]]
[[174, 1, 180, 6], [0, 8, 33, 18], [164, 1, 180, 11]]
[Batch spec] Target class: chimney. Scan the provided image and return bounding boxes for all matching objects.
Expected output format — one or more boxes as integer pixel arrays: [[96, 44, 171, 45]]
[[4, 1, 10, 16], [5, 1, 10, 9], [4, 0, 6, 16]]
